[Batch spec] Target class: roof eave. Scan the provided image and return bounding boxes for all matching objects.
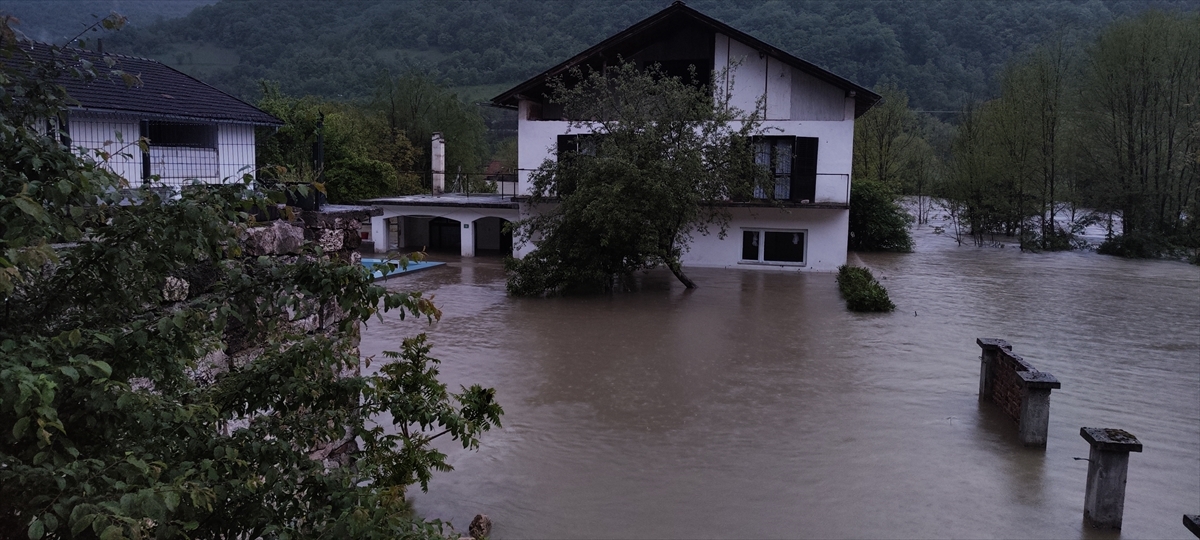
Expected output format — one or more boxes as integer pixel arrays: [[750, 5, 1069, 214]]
[[68, 105, 283, 126], [491, 2, 881, 116]]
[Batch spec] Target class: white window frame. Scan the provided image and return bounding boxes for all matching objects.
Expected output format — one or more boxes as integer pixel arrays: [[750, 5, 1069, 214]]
[[738, 228, 807, 267]]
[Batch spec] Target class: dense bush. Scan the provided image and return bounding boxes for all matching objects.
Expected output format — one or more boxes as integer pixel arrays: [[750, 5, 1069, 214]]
[[848, 180, 914, 252], [1, 29, 501, 537], [837, 265, 896, 312], [1097, 231, 1189, 260]]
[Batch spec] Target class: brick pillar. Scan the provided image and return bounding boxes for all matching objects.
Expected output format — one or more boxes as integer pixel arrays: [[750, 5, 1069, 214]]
[[976, 338, 1011, 401]]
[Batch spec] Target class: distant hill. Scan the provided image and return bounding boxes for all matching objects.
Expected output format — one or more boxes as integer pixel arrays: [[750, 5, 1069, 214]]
[[1, 1, 213, 45], [9, 0, 1199, 111]]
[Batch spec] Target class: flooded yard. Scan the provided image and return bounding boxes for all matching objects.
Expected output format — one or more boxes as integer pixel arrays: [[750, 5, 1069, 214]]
[[360, 223, 1200, 539]]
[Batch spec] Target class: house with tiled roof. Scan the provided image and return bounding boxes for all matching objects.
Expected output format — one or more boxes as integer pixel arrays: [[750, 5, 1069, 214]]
[[7, 40, 281, 187]]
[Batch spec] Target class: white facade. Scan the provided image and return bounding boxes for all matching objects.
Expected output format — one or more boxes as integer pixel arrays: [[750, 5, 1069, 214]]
[[68, 111, 259, 187], [367, 196, 520, 258], [513, 32, 860, 272], [371, 7, 875, 271]]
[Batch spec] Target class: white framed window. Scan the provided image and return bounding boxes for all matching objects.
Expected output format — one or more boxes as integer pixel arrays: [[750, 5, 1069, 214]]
[[740, 228, 806, 265]]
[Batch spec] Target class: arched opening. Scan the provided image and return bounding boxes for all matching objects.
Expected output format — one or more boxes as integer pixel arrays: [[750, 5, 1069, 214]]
[[473, 216, 513, 256], [427, 217, 462, 252]]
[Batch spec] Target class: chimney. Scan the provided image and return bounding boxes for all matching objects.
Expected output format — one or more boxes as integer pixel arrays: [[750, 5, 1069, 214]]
[[431, 132, 445, 195]]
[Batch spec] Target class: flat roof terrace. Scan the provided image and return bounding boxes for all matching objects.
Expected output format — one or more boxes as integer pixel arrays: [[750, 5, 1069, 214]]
[[364, 193, 518, 209]]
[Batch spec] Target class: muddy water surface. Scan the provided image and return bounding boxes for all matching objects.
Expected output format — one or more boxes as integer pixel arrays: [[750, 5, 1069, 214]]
[[360, 225, 1200, 539]]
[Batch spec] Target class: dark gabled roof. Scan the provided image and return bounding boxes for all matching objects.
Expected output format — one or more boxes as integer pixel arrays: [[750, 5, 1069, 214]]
[[5, 40, 282, 126], [492, 1, 881, 118]]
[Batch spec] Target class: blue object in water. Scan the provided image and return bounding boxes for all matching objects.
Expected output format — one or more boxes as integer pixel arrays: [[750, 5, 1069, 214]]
[[360, 258, 444, 279]]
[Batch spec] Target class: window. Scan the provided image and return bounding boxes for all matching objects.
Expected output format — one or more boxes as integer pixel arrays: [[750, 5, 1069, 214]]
[[741, 229, 806, 265], [146, 121, 217, 149], [751, 136, 818, 203], [753, 137, 794, 199], [557, 134, 599, 162], [139, 120, 220, 185]]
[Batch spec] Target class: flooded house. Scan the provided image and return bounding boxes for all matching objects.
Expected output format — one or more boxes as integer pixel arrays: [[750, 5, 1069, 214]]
[[367, 2, 879, 271]]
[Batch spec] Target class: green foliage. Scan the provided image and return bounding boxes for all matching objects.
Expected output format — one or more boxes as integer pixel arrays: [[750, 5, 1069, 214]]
[[849, 180, 914, 252], [1, 30, 499, 538], [836, 265, 896, 313], [361, 334, 503, 493], [54, 0, 1189, 113], [1074, 11, 1200, 256], [255, 74, 490, 202], [506, 61, 764, 295], [256, 83, 424, 203], [943, 10, 1199, 256], [371, 73, 490, 193], [853, 84, 918, 190]]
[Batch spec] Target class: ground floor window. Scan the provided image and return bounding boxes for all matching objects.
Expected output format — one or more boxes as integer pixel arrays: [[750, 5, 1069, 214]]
[[741, 229, 806, 265]]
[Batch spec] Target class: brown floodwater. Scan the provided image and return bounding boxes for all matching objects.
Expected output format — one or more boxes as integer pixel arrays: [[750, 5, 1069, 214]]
[[359, 223, 1200, 539]]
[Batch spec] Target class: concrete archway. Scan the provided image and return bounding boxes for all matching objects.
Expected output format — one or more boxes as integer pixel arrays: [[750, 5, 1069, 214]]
[[427, 217, 462, 253], [473, 216, 514, 256]]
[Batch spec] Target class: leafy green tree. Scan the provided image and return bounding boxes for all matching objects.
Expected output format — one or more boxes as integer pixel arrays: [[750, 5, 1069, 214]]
[[506, 62, 764, 295], [848, 180, 914, 252], [256, 84, 423, 202], [853, 83, 916, 191], [849, 84, 916, 252], [1, 27, 501, 538], [371, 73, 489, 193], [1076, 10, 1200, 257]]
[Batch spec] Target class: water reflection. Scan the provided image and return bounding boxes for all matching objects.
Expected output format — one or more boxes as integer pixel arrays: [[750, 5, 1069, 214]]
[[361, 224, 1199, 539]]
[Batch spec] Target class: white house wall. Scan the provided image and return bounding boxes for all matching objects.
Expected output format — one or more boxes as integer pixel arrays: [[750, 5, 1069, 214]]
[[510, 32, 860, 271], [516, 99, 571, 194], [370, 205, 520, 257], [765, 56, 792, 120], [684, 207, 849, 272], [218, 123, 258, 182], [69, 112, 258, 187], [790, 67, 848, 121], [69, 112, 141, 185]]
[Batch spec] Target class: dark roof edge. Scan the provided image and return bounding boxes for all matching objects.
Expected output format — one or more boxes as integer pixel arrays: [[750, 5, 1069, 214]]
[[491, 2, 881, 118], [13, 39, 283, 126], [69, 106, 282, 126]]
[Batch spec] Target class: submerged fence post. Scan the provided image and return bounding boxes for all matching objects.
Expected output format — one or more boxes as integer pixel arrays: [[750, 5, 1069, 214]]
[[1017, 371, 1060, 447], [1080, 427, 1143, 529], [1184, 515, 1200, 538]]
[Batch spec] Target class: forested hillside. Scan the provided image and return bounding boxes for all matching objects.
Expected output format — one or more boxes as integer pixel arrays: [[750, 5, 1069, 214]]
[[6, 0, 1194, 110], [1, 1, 212, 44]]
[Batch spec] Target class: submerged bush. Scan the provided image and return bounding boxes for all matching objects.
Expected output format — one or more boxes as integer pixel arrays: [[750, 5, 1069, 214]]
[[837, 265, 896, 312]]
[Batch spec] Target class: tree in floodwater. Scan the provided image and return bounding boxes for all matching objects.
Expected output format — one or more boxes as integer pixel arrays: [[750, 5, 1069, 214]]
[[849, 84, 916, 252], [942, 40, 1090, 250], [506, 61, 765, 295], [1075, 11, 1200, 257], [977, 40, 1079, 250]]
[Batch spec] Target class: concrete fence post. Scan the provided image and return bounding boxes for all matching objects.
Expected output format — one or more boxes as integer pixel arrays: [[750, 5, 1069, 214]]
[[1080, 427, 1143, 529], [1017, 371, 1060, 447], [1184, 515, 1200, 538]]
